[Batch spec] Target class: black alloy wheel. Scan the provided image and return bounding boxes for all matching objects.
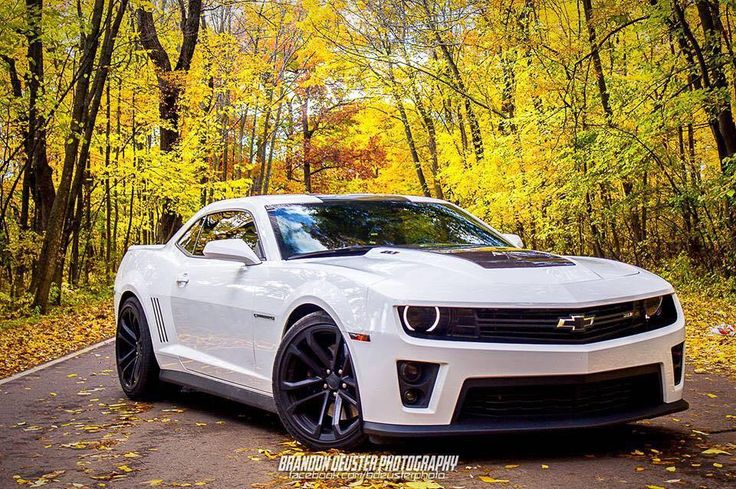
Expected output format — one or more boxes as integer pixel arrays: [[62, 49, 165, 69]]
[[273, 311, 365, 450], [116, 296, 161, 399]]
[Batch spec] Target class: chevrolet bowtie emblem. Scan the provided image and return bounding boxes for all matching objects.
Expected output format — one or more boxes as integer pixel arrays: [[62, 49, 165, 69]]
[[556, 314, 595, 332]]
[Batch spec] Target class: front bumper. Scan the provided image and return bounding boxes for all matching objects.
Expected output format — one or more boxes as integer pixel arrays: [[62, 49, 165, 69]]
[[350, 303, 686, 429], [364, 399, 689, 437]]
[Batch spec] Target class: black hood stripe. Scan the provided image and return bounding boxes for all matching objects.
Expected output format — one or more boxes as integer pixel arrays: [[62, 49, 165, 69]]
[[428, 247, 574, 269]]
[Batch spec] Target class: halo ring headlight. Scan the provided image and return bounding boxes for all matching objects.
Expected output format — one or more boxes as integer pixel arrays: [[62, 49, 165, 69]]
[[644, 296, 663, 319], [403, 306, 441, 332]]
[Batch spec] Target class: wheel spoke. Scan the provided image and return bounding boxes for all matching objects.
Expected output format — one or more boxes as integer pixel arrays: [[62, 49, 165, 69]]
[[131, 355, 142, 384], [289, 344, 324, 375], [339, 391, 358, 407], [286, 390, 326, 414], [117, 348, 135, 365], [306, 331, 332, 368], [331, 393, 344, 435], [331, 335, 344, 371], [121, 353, 136, 374], [311, 392, 331, 436], [120, 321, 137, 344], [281, 377, 323, 391]]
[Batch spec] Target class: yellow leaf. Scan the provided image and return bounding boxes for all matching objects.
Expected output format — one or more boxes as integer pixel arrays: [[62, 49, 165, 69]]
[[117, 465, 133, 473], [666, 466, 676, 472], [404, 482, 442, 489], [701, 448, 731, 456], [541, 464, 549, 469], [144, 481, 164, 487], [706, 393, 718, 398], [479, 476, 509, 483], [713, 463, 723, 468], [504, 464, 519, 469]]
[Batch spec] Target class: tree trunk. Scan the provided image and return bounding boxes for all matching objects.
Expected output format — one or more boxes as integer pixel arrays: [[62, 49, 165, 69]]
[[24, 0, 55, 232], [136, 0, 202, 241], [34, 0, 127, 312]]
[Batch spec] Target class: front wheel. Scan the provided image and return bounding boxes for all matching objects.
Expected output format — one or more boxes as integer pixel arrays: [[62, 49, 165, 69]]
[[273, 312, 366, 450]]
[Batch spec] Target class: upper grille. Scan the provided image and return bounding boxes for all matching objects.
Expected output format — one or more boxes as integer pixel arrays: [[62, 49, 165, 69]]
[[401, 295, 677, 344], [455, 365, 662, 422]]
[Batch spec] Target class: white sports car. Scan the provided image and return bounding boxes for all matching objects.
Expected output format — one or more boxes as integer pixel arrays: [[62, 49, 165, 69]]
[[114, 194, 687, 450]]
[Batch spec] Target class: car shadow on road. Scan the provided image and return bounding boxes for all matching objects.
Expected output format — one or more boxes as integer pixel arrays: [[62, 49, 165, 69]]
[[159, 387, 688, 461], [162, 388, 286, 434], [376, 423, 689, 461]]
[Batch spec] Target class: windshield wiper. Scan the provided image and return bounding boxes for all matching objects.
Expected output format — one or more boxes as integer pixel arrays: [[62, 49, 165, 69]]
[[287, 245, 376, 260]]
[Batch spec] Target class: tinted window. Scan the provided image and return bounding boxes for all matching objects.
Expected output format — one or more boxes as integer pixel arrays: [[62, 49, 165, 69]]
[[267, 201, 508, 259], [182, 211, 262, 258], [177, 218, 204, 254]]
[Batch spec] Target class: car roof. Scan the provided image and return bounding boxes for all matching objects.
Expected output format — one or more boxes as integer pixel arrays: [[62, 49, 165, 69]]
[[202, 193, 448, 212]]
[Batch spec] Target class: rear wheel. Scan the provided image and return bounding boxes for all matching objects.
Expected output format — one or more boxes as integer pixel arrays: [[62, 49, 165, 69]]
[[273, 311, 365, 450], [116, 296, 161, 400]]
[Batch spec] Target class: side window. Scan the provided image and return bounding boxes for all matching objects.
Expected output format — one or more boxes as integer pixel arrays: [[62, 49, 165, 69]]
[[191, 211, 263, 258], [177, 218, 204, 254]]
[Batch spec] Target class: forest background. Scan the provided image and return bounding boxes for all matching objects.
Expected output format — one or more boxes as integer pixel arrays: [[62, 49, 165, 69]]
[[1, 0, 736, 376]]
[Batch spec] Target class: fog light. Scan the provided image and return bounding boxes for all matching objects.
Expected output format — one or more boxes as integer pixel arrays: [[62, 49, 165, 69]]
[[396, 361, 440, 408], [398, 362, 422, 383], [403, 389, 420, 405]]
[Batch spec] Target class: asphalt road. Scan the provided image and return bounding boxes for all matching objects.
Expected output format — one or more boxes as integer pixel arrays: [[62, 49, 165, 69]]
[[1, 342, 735, 488]]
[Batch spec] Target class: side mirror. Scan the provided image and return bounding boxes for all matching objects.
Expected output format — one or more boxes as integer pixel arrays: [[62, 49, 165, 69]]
[[203, 239, 262, 265], [501, 233, 524, 249]]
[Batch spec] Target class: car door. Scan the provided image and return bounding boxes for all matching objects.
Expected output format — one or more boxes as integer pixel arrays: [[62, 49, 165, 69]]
[[169, 209, 266, 388]]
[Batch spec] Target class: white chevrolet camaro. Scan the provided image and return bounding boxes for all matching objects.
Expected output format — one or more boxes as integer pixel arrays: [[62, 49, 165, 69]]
[[114, 194, 687, 450]]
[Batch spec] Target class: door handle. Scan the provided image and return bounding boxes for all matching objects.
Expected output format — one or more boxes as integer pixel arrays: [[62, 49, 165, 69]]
[[176, 273, 189, 286]]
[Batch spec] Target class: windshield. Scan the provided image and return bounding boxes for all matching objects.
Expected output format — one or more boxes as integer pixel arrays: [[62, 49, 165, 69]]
[[266, 201, 510, 259]]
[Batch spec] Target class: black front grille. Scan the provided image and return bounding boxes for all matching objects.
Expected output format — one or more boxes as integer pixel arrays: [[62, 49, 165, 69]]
[[401, 295, 677, 344], [456, 365, 662, 423]]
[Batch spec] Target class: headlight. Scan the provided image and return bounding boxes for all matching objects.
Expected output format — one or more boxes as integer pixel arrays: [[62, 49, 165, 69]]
[[644, 296, 663, 319], [402, 306, 441, 332]]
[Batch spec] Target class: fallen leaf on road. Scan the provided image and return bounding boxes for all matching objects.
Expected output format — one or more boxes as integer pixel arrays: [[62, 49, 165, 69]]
[[478, 476, 509, 483], [701, 448, 731, 456]]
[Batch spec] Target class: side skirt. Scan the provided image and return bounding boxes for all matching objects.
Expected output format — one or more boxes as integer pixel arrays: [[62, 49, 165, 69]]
[[159, 369, 277, 413]]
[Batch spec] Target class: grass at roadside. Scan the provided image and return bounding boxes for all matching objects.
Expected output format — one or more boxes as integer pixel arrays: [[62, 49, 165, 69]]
[[680, 291, 736, 378], [0, 296, 114, 378]]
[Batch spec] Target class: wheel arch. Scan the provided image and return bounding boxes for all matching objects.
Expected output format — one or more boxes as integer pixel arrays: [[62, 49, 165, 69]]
[[280, 291, 363, 338], [283, 303, 327, 334]]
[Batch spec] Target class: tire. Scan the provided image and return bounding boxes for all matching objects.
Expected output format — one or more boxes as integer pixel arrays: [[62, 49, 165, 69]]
[[273, 311, 366, 450], [115, 296, 162, 400]]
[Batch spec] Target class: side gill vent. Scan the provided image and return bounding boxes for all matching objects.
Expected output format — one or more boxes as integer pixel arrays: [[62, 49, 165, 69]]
[[150, 297, 169, 343]]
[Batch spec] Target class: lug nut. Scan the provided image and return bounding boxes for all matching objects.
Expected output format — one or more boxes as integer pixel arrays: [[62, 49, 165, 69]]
[[332, 391, 337, 397], [323, 383, 328, 389], [341, 383, 347, 389], [338, 369, 343, 375], [326, 369, 331, 374]]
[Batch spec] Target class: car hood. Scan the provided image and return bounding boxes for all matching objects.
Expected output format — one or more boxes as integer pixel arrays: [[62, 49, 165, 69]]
[[300, 247, 673, 306]]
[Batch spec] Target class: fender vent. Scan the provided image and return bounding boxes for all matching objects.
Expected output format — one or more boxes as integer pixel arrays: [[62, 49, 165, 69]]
[[150, 297, 169, 343]]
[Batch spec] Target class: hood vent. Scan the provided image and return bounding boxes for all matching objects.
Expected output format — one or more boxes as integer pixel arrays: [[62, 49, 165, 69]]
[[430, 247, 574, 269], [150, 297, 169, 343]]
